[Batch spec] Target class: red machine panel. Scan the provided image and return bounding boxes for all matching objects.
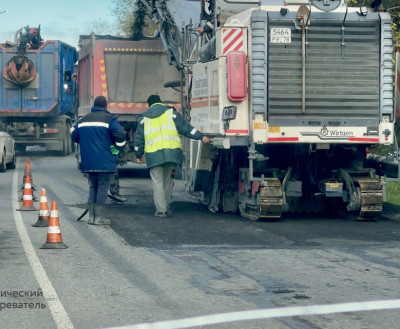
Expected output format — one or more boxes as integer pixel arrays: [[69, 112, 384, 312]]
[[227, 51, 247, 102]]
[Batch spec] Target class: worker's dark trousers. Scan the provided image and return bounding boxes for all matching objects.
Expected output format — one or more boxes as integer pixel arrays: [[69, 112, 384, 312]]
[[109, 172, 120, 195], [87, 173, 112, 204]]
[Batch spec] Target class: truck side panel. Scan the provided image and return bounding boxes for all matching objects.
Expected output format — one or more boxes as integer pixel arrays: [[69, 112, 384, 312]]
[[77, 52, 92, 116], [59, 42, 78, 115]]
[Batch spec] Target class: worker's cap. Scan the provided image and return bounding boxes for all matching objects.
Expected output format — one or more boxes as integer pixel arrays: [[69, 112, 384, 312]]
[[94, 96, 107, 109], [147, 94, 161, 107]]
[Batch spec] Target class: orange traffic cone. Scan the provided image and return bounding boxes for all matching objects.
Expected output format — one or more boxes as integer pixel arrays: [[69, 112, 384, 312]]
[[17, 176, 37, 211], [32, 188, 50, 227], [19, 157, 37, 201], [21, 157, 33, 188], [40, 201, 68, 249]]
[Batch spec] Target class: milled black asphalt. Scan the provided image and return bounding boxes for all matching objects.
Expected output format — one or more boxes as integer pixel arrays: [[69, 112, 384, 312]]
[[107, 200, 400, 249]]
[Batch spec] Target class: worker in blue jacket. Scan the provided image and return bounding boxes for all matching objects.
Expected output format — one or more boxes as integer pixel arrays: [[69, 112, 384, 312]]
[[71, 96, 126, 225], [134, 94, 211, 218]]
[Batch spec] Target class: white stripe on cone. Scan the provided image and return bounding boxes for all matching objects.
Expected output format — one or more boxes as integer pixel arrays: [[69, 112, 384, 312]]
[[47, 227, 61, 234]]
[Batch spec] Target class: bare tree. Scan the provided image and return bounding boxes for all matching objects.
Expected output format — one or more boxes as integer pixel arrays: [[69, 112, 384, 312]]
[[112, 0, 136, 36]]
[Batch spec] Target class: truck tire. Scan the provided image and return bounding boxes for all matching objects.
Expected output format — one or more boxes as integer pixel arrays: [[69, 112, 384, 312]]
[[0, 150, 6, 172], [7, 148, 16, 170], [61, 139, 68, 156], [66, 123, 72, 155], [61, 125, 70, 156]]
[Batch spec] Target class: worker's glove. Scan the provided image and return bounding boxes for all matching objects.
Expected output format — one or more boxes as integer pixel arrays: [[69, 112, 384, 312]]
[[110, 145, 119, 155]]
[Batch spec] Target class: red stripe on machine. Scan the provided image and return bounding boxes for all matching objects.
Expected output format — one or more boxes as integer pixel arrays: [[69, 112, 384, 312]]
[[268, 137, 299, 142], [223, 29, 236, 43], [224, 33, 243, 54], [224, 129, 249, 134], [348, 137, 379, 143], [222, 28, 244, 55], [234, 41, 244, 52]]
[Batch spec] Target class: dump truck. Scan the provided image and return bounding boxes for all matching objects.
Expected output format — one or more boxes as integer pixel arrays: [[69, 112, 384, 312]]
[[75, 33, 181, 167], [0, 26, 77, 154], [140, 0, 400, 220]]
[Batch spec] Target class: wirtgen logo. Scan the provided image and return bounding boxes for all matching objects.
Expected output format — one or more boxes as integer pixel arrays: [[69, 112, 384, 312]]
[[301, 126, 354, 140]]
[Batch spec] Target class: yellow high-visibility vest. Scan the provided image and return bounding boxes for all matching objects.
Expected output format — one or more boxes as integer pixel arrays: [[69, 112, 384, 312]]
[[143, 108, 182, 153]]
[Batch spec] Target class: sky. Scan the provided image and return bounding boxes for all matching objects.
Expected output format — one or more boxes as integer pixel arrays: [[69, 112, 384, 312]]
[[0, 0, 119, 48]]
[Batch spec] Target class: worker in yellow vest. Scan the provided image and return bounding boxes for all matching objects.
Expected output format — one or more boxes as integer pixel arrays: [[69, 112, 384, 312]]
[[134, 94, 211, 217]]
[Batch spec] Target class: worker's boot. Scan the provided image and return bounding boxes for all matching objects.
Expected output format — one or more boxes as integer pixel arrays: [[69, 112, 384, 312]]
[[108, 192, 127, 203], [88, 203, 95, 224], [93, 204, 111, 225]]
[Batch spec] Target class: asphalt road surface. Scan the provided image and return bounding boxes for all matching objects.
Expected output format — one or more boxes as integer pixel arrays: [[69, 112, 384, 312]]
[[1, 149, 400, 329]]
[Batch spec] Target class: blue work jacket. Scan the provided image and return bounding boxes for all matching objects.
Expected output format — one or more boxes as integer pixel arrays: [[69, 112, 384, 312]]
[[71, 106, 126, 173]]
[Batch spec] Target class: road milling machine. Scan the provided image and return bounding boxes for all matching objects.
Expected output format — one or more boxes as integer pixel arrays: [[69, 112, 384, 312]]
[[140, 0, 400, 220]]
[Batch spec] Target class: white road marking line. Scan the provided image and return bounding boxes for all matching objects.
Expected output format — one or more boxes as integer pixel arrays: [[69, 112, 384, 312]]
[[12, 166, 74, 329], [107, 299, 400, 329]]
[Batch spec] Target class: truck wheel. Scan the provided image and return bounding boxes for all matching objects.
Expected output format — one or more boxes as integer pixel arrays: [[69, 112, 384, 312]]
[[61, 126, 70, 156], [61, 140, 67, 156], [7, 148, 16, 170], [0, 150, 6, 172], [66, 123, 72, 155]]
